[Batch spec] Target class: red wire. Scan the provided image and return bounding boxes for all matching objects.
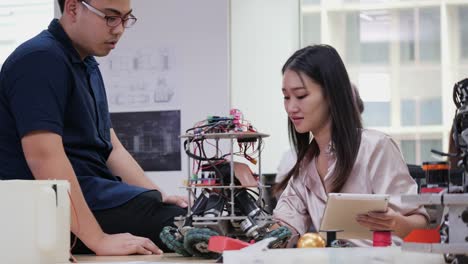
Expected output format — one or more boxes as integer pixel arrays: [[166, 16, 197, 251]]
[[68, 190, 79, 262]]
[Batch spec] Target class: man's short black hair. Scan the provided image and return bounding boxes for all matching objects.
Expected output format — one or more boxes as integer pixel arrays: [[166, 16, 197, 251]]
[[58, 0, 90, 14], [58, 0, 65, 13]]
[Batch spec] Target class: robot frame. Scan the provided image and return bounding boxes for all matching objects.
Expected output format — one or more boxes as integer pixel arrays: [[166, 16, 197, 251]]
[[402, 79, 468, 264], [160, 109, 290, 258]]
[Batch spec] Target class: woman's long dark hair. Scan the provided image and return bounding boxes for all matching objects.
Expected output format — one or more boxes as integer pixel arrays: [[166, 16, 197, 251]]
[[275, 45, 363, 194]]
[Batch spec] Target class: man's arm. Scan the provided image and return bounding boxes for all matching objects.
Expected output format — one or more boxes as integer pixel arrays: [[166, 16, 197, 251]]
[[22, 131, 161, 255], [107, 129, 187, 207]]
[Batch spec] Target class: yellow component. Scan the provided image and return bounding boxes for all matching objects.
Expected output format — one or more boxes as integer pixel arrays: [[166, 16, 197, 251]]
[[245, 156, 257, 165], [296, 233, 326, 248]]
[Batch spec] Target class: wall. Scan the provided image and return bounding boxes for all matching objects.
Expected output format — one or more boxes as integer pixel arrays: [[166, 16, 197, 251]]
[[230, 0, 300, 174], [98, 0, 230, 195]]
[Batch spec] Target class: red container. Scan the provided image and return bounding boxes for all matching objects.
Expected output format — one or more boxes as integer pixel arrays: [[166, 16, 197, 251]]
[[373, 231, 392, 247]]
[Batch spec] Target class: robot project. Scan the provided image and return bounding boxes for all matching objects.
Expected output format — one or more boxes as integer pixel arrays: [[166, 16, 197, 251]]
[[159, 109, 291, 258], [402, 78, 468, 264]]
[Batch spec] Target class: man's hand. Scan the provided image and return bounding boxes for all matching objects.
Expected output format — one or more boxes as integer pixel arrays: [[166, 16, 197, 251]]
[[162, 195, 188, 208], [91, 233, 163, 256]]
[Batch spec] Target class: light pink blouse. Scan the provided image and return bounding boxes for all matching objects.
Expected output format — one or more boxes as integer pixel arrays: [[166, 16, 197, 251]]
[[273, 129, 427, 246]]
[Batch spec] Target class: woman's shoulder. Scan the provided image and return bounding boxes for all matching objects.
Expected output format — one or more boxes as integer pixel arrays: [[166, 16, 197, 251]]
[[358, 129, 401, 160], [360, 128, 394, 147]]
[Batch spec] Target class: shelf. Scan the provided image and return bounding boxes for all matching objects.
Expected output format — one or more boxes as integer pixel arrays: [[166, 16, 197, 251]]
[[175, 215, 274, 222], [180, 184, 271, 189], [180, 132, 269, 139]]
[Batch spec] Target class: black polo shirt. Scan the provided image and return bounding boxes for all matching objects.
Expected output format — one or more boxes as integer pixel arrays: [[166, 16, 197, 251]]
[[0, 19, 148, 210]]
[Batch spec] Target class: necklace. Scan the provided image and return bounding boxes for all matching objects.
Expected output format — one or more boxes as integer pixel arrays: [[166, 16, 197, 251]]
[[323, 141, 335, 156]]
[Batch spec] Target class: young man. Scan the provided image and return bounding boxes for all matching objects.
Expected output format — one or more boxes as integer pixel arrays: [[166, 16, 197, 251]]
[[0, 0, 187, 255]]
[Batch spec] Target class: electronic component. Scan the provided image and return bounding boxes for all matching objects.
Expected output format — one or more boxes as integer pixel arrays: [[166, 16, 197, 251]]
[[159, 110, 290, 259]]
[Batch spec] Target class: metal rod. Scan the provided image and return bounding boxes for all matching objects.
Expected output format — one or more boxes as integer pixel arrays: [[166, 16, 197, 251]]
[[186, 139, 192, 216], [256, 137, 265, 210], [230, 136, 235, 216], [191, 215, 274, 221], [215, 138, 219, 158]]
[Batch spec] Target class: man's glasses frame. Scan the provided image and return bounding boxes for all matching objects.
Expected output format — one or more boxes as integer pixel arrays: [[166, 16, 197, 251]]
[[80, 1, 137, 28]]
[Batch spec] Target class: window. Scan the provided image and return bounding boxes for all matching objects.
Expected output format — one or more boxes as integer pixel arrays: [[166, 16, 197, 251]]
[[399, 66, 442, 126], [399, 8, 440, 63], [420, 139, 443, 162], [400, 140, 416, 164], [345, 10, 391, 64], [419, 8, 440, 62], [302, 13, 321, 46], [459, 6, 468, 61], [457, 5, 468, 83], [358, 71, 391, 126], [399, 9, 415, 63], [400, 138, 443, 165], [300, 0, 463, 165]]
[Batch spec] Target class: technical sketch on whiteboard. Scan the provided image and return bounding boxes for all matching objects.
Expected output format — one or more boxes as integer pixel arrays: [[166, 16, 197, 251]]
[[99, 47, 178, 110], [110, 110, 181, 171]]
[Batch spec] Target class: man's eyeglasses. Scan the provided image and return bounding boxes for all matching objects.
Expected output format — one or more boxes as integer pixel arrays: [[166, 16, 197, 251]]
[[80, 1, 137, 29]]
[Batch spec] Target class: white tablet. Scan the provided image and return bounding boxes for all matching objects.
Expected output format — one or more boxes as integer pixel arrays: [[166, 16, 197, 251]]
[[319, 193, 390, 240]]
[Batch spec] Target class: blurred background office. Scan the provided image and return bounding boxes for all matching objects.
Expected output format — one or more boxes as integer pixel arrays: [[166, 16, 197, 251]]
[[1, 0, 466, 194]]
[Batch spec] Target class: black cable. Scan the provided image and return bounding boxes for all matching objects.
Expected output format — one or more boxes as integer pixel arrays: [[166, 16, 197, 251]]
[[431, 149, 458, 158], [185, 123, 214, 133], [196, 158, 202, 175], [191, 192, 226, 216], [197, 140, 228, 186], [243, 188, 267, 210], [184, 138, 224, 161], [206, 160, 226, 186]]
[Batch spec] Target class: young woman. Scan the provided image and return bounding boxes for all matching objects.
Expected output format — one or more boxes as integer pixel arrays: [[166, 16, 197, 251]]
[[273, 45, 428, 246]]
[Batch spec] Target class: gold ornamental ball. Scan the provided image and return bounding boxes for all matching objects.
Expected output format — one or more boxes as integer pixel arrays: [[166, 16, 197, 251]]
[[297, 233, 326, 248]]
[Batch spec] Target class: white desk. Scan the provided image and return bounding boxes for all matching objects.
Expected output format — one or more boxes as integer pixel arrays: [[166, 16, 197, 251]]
[[70, 247, 445, 264], [223, 247, 445, 264], [74, 253, 215, 264]]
